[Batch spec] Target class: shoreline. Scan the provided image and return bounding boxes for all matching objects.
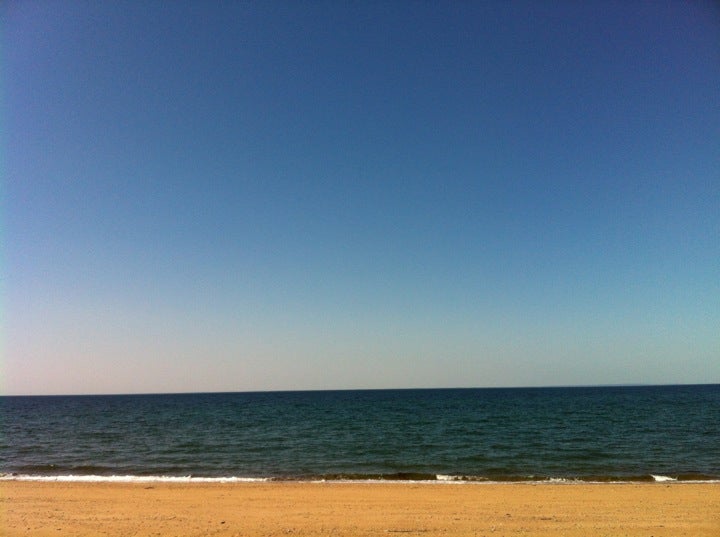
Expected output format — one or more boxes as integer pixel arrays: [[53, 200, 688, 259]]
[[3, 472, 717, 484], [4, 476, 720, 484], [3, 480, 719, 536]]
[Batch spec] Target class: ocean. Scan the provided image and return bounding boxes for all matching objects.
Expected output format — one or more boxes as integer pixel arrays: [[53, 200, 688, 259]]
[[1, 385, 718, 483]]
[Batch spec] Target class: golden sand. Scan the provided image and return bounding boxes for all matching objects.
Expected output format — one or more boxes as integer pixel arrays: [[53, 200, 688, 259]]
[[2, 481, 719, 536]]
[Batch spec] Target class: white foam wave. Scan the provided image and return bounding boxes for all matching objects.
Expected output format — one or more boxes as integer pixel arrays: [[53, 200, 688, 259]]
[[651, 474, 677, 482], [436, 474, 462, 481]]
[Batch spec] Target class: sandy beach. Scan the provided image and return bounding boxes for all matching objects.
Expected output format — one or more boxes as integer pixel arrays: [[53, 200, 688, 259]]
[[2, 481, 718, 536]]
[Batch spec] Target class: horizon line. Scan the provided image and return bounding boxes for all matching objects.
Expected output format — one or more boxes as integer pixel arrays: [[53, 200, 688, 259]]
[[2, 382, 718, 398]]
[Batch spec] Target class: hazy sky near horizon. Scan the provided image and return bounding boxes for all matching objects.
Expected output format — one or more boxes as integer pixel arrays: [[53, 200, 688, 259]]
[[4, 1, 719, 395]]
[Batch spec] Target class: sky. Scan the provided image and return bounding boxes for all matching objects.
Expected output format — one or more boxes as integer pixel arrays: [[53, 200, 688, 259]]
[[3, 1, 719, 395]]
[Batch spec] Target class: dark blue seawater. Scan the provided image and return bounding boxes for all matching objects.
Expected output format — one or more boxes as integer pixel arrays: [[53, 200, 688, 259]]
[[1, 385, 718, 482]]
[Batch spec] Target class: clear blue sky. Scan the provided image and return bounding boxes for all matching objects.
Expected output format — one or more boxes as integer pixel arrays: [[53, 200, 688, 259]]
[[3, 1, 719, 395]]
